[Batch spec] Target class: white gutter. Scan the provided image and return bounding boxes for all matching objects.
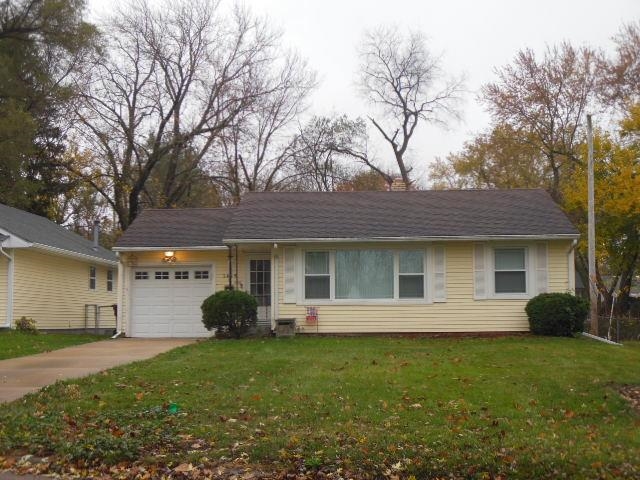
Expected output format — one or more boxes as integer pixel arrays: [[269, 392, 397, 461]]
[[112, 246, 228, 252], [31, 243, 117, 267], [223, 234, 580, 244]]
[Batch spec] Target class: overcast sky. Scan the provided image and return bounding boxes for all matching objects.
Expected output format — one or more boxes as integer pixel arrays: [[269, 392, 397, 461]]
[[90, 0, 640, 182]]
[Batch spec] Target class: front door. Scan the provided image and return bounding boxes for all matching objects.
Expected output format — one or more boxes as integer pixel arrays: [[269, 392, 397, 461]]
[[249, 258, 271, 328]]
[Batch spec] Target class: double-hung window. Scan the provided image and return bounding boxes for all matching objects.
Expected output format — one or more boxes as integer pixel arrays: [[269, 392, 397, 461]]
[[89, 266, 96, 290], [304, 252, 330, 299], [107, 270, 114, 292], [399, 250, 425, 298], [304, 249, 427, 301], [494, 248, 527, 294]]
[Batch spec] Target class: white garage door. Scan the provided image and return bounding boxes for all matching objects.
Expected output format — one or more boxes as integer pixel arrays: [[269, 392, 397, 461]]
[[131, 266, 214, 338]]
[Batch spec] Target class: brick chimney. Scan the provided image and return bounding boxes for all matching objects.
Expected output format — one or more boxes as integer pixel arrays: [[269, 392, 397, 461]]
[[390, 177, 408, 191]]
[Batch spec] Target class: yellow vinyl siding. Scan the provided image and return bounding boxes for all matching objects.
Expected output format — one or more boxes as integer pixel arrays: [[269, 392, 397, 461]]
[[118, 240, 573, 336], [12, 249, 117, 330], [0, 255, 8, 326], [548, 241, 571, 292], [277, 240, 573, 334]]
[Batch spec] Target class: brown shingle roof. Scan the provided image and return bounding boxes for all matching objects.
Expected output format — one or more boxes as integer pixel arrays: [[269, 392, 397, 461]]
[[115, 208, 234, 249], [115, 190, 579, 249], [223, 189, 578, 241]]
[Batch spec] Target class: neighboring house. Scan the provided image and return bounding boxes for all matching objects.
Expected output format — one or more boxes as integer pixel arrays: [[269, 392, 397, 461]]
[[0, 203, 118, 331], [114, 189, 579, 338]]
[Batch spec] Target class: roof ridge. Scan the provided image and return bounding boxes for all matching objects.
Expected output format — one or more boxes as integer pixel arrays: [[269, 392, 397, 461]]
[[141, 206, 234, 212], [243, 188, 547, 194]]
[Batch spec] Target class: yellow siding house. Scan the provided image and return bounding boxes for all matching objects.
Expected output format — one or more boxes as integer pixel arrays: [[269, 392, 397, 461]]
[[114, 189, 579, 338], [0, 204, 117, 332]]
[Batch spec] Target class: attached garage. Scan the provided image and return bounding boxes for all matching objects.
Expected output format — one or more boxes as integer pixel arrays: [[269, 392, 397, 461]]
[[130, 266, 214, 338]]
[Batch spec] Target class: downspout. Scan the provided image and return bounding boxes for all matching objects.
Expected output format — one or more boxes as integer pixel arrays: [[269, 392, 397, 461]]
[[567, 239, 577, 294], [112, 252, 124, 338], [272, 245, 279, 330], [227, 246, 233, 290], [0, 241, 14, 328], [235, 245, 239, 289]]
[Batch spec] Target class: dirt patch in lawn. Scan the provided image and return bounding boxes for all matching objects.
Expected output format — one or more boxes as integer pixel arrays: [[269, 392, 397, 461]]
[[0, 455, 364, 480], [619, 385, 640, 413]]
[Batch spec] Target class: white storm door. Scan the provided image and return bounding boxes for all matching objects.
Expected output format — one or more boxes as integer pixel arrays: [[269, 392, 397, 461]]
[[248, 258, 271, 328]]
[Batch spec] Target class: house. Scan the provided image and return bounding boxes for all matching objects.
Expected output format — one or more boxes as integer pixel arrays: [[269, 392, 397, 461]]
[[0, 203, 118, 332], [114, 189, 579, 338]]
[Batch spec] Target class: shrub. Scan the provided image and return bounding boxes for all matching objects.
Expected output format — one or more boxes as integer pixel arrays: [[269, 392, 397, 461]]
[[525, 293, 589, 337], [201, 289, 258, 338], [14, 316, 38, 334]]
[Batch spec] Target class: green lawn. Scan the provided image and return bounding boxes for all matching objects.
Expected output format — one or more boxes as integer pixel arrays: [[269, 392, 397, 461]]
[[1, 337, 639, 479], [0, 330, 107, 360]]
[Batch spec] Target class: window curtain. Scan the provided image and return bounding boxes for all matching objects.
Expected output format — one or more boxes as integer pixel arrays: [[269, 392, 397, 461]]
[[335, 250, 393, 299]]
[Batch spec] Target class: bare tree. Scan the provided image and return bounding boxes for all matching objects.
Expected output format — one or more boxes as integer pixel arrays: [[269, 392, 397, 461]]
[[357, 25, 463, 187], [601, 21, 640, 107], [481, 43, 600, 200], [290, 115, 369, 192], [210, 51, 316, 203], [73, 0, 279, 229]]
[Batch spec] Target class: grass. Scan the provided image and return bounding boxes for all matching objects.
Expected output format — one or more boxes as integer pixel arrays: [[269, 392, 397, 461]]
[[0, 330, 107, 360], [1, 336, 639, 478]]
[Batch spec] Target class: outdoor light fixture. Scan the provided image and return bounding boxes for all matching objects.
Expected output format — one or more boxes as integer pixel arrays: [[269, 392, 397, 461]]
[[162, 250, 177, 263]]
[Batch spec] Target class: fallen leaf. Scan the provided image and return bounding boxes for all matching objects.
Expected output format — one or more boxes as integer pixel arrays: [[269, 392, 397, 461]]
[[173, 463, 193, 473]]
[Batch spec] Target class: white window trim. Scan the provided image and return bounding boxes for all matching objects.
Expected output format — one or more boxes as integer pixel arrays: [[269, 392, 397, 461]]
[[302, 251, 332, 300], [107, 269, 114, 291], [298, 247, 431, 305], [488, 244, 534, 300], [89, 265, 97, 290]]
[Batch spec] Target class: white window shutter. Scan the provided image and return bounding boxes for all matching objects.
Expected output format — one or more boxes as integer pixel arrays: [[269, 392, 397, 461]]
[[536, 243, 548, 294], [474, 243, 486, 299], [283, 247, 296, 303], [433, 246, 446, 302]]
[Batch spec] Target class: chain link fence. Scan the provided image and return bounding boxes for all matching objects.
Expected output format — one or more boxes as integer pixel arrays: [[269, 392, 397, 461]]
[[584, 313, 640, 342]]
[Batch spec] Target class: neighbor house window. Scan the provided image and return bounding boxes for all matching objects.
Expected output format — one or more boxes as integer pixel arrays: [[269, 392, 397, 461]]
[[155, 271, 169, 280], [135, 271, 148, 280], [89, 266, 96, 290], [303, 249, 427, 301], [494, 248, 527, 294], [305, 252, 330, 299], [174, 271, 189, 280], [107, 270, 114, 291], [194, 270, 209, 280]]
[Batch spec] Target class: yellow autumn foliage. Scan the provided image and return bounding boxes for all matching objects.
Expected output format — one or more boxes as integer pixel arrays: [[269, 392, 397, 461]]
[[563, 103, 640, 285]]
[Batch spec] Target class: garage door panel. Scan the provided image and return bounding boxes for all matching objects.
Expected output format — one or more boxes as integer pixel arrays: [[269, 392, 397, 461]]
[[173, 306, 194, 317], [131, 266, 214, 338]]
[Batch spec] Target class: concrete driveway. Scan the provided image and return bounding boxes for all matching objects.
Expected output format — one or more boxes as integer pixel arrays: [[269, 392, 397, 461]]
[[0, 338, 195, 403]]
